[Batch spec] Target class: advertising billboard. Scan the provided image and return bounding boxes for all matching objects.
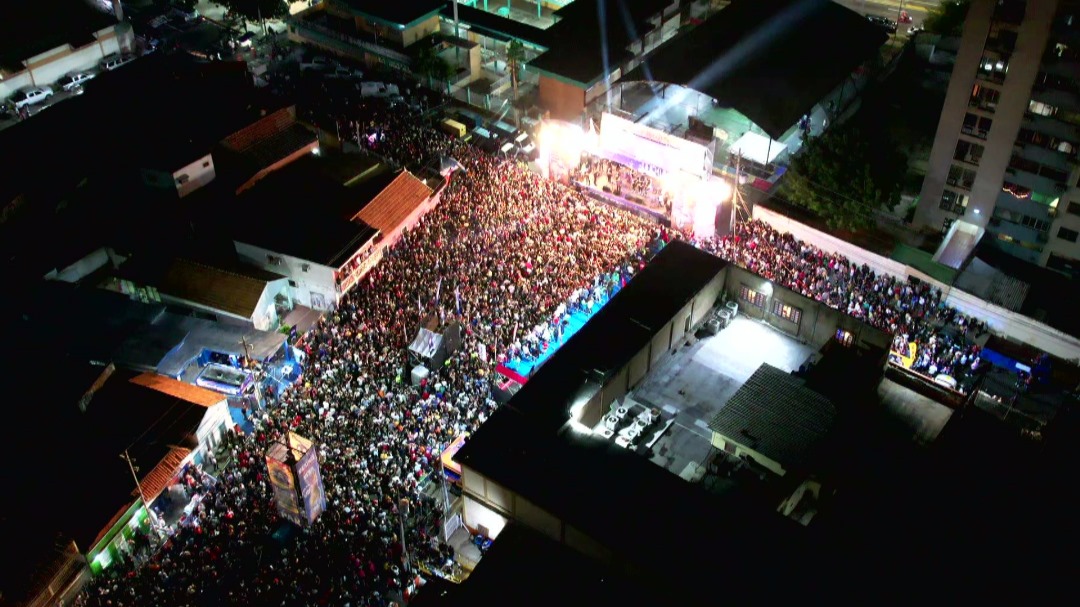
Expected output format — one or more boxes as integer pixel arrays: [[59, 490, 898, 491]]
[[599, 113, 713, 178], [265, 455, 305, 527], [265, 432, 325, 527], [296, 446, 327, 525]]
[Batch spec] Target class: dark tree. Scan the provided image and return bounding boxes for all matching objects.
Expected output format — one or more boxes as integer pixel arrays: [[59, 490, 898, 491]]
[[218, 0, 289, 27], [923, 1, 970, 36], [780, 126, 905, 232]]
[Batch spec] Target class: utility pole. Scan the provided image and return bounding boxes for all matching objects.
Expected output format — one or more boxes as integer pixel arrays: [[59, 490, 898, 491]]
[[730, 153, 743, 236], [121, 450, 164, 539], [398, 498, 412, 573]]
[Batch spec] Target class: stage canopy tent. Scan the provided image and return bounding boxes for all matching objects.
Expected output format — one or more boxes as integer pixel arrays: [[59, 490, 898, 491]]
[[728, 131, 786, 165], [409, 328, 444, 360]]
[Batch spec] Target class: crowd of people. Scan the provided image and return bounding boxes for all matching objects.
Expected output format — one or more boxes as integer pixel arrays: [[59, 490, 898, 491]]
[[78, 77, 664, 607], [698, 220, 987, 391], [75, 51, 1000, 606]]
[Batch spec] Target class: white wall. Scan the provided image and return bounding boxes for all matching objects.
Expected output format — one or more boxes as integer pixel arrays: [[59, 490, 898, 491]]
[[234, 241, 339, 310], [172, 154, 217, 198], [196, 401, 231, 452], [44, 247, 112, 283], [253, 278, 290, 331], [753, 206, 1080, 361], [1, 26, 123, 100]]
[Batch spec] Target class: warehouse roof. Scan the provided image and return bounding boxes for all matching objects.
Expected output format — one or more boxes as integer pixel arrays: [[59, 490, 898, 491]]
[[621, 0, 886, 139]]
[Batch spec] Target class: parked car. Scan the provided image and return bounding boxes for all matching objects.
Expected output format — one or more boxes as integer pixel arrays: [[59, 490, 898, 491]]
[[169, 5, 200, 23], [101, 53, 135, 71], [326, 65, 364, 80], [299, 56, 334, 72], [908, 25, 924, 36], [56, 70, 95, 92], [11, 86, 54, 109], [867, 15, 897, 33], [236, 31, 257, 48]]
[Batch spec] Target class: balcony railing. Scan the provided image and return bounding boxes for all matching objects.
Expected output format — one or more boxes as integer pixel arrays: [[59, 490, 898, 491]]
[[290, 18, 412, 66]]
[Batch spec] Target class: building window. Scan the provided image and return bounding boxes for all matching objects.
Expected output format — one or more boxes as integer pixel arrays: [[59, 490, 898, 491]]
[[835, 329, 855, 347], [202, 160, 211, 168], [288, 280, 297, 287], [947, 165, 977, 190], [953, 140, 984, 165], [940, 190, 969, 214], [978, 55, 1009, 83], [771, 301, 802, 324], [1029, 100, 1058, 116], [1058, 226, 1080, 242], [267, 255, 283, 265], [1067, 201, 1080, 216], [962, 113, 992, 139], [969, 84, 1000, 111], [739, 284, 767, 308], [301, 263, 311, 272], [175, 174, 190, 185]]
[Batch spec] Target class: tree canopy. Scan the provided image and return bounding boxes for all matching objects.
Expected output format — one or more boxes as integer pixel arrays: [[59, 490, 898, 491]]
[[923, 0, 970, 36], [779, 126, 905, 232], [218, 0, 289, 23]]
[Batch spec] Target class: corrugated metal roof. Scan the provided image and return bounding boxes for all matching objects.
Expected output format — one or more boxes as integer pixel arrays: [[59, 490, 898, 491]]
[[708, 364, 836, 469], [159, 258, 282, 319]]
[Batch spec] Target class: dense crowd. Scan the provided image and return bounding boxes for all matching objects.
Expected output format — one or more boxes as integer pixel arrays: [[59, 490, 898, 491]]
[[698, 220, 987, 389], [77, 56, 997, 606], [78, 84, 663, 607]]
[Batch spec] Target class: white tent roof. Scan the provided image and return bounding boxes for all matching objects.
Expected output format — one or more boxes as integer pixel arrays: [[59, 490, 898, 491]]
[[728, 131, 786, 165], [409, 328, 443, 359]]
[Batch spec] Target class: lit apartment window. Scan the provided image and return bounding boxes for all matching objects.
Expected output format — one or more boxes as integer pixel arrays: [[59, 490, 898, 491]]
[[739, 284, 767, 308], [771, 301, 802, 324], [1058, 226, 1079, 242], [978, 55, 1009, 83], [1029, 100, 1058, 116], [940, 190, 970, 214]]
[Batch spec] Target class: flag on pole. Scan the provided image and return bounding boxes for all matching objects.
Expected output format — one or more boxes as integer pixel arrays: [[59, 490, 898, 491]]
[[454, 285, 461, 315], [418, 292, 423, 313], [435, 278, 443, 308]]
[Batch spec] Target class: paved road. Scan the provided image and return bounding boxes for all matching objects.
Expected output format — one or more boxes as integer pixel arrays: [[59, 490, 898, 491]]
[[835, 0, 945, 27]]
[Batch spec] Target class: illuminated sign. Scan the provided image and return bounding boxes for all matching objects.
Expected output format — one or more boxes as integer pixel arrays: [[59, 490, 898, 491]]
[[296, 447, 327, 525], [265, 432, 325, 527], [599, 113, 713, 178], [265, 455, 305, 527]]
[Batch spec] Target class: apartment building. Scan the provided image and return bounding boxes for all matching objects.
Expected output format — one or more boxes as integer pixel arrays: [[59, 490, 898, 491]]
[[916, 0, 1080, 277]]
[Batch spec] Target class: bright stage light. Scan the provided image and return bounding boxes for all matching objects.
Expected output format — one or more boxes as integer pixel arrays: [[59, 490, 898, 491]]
[[537, 120, 590, 168]]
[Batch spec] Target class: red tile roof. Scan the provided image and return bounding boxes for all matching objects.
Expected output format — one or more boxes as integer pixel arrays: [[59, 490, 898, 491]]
[[128, 373, 225, 408], [351, 170, 433, 234], [222, 107, 296, 152], [138, 447, 193, 504]]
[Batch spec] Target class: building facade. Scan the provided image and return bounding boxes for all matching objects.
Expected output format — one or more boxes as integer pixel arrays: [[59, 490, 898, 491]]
[[915, 0, 1080, 276]]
